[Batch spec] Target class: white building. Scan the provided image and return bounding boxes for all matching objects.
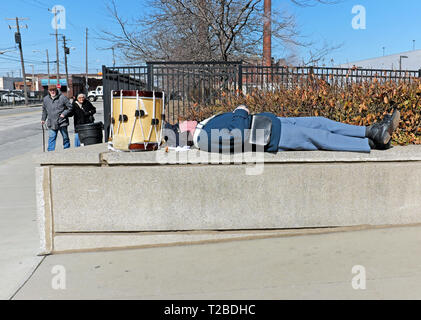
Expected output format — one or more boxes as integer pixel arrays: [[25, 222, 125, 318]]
[[337, 50, 421, 71]]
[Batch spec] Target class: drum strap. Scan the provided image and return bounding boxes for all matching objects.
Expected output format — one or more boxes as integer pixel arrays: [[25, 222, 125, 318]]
[[131, 91, 147, 146], [193, 114, 220, 149], [153, 91, 160, 148], [110, 91, 115, 139], [159, 92, 165, 146], [117, 90, 128, 136], [145, 91, 158, 148]]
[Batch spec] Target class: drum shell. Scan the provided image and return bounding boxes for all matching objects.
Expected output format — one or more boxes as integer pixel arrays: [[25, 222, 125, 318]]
[[111, 91, 164, 150]]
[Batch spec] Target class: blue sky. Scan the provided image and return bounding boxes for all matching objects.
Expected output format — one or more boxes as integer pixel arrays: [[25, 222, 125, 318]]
[[289, 0, 421, 66], [0, 0, 138, 76], [0, 0, 420, 76]]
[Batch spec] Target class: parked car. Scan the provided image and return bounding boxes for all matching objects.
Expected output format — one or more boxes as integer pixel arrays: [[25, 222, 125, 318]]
[[12, 90, 24, 96], [87, 86, 103, 102], [1, 93, 25, 103]]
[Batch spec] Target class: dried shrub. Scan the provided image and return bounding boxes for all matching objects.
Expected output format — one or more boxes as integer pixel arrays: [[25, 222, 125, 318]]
[[184, 78, 421, 145]]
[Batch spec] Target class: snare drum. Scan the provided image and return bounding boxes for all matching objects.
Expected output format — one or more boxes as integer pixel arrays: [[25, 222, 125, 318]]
[[110, 90, 165, 151]]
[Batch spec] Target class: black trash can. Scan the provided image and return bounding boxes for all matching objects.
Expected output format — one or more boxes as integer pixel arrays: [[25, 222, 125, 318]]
[[76, 122, 104, 146]]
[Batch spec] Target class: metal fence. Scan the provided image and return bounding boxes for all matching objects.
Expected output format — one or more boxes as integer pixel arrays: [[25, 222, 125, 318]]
[[241, 65, 420, 91], [102, 61, 421, 140]]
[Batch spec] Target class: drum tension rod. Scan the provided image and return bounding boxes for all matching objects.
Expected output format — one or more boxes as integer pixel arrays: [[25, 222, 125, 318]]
[[118, 115, 128, 122], [135, 110, 145, 117]]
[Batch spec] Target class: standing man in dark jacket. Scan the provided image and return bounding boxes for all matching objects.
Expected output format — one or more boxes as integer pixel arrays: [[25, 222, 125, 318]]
[[41, 85, 73, 151], [71, 93, 96, 147]]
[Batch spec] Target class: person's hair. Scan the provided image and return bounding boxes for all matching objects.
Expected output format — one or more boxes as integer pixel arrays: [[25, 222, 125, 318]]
[[77, 93, 86, 99]]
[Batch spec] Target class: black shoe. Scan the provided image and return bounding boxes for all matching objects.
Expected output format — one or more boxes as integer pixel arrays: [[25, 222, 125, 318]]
[[376, 140, 392, 150], [368, 138, 392, 150], [369, 138, 392, 150], [375, 109, 400, 149], [383, 109, 400, 133], [366, 122, 392, 145], [368, 138, 376, 149], [366, 109, 400, 146]]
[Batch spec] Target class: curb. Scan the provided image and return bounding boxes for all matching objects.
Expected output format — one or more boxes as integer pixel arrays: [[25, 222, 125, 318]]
[[0, 104, 42, 110]]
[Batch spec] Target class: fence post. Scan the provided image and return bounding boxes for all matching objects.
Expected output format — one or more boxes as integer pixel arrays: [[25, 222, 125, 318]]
[[309, 66, 314, 75], [147, 63, 153, 91], [418, 69, 421, 78], [238, 62, 243, 93], [102, 65, 111, 142]]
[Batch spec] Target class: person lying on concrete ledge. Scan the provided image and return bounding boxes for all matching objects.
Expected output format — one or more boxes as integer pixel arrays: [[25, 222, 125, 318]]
[[191, 105, 400, 153]]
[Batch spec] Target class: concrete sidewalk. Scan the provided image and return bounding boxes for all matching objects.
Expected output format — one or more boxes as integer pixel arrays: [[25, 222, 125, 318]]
[[0, 151, 43, 300], [12, 225, 421, 300], [2, 148, 421, 300]]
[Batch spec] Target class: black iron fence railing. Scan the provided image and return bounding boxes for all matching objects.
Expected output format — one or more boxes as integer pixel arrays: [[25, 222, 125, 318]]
[[102, 61, 421, 141]]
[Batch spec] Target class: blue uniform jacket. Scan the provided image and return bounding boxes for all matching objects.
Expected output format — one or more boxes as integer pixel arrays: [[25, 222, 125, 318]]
[[197, 109, 281, 153]]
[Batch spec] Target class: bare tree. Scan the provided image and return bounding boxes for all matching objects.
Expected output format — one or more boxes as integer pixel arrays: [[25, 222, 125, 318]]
[[102, 0, 340, 63]]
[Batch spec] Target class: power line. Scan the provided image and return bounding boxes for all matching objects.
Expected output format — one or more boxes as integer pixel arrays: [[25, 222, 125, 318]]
[[20, 0, 46, 10], [20, 0, 50, 11], [32, 0, 51, 7], [0, 53, 51, 64], [0, 46, 17, 51]]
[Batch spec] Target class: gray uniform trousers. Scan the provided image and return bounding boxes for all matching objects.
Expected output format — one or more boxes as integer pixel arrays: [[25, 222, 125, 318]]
[[277, 117, 370, 153]]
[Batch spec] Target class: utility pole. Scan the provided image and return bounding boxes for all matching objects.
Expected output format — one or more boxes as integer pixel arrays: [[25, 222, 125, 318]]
[[85, 28, 89, 93], [48, 7, 61, 90], [62, 35, 70, 96], [46, 49, 50, 86], [34, 49, 50, 87], [263, 0, 271, 67], [55, 11, 60, 89], [6, 17, 29, 105], [30, 64, 34, 91]]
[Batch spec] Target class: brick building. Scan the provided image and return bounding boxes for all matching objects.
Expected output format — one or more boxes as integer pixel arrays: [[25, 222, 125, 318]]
[[13, 73, 103, 97]]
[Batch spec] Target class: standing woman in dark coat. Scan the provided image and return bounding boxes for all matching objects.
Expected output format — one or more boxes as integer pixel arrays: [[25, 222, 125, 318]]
[[72, 93, 96, 147]]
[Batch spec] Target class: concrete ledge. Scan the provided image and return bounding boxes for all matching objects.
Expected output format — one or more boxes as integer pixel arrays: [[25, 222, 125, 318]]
[[33, 143, 106, 166], [52, 230, 305, 253], [101, 145, 421, 165], [51, 224, 406, 254], [35, 144, 421, 254], [34, 143, 421, 166]]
